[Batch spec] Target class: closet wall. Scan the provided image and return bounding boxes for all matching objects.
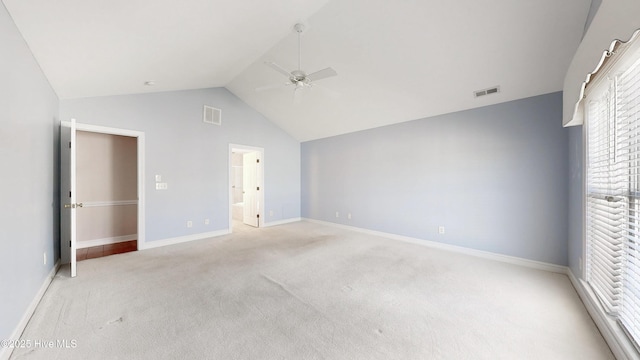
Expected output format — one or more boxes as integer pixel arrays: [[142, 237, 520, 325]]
[[76, 131, 137, 247]]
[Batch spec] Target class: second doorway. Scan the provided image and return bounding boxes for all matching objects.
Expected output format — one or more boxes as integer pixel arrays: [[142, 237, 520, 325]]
[[230, 145, 264, 231]]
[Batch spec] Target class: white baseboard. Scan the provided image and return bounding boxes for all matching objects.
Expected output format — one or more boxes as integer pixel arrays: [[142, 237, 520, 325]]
[[140, 229, 230, 250], [566, 269, 638, 360], [76, 234, 137, 249], [263, 217, 301, 227], [1, 260, 60, 360], [302, 218, 567, 274]]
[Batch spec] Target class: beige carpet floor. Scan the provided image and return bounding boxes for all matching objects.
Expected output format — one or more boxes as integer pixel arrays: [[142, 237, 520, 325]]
[[11, 221, 613, 359]]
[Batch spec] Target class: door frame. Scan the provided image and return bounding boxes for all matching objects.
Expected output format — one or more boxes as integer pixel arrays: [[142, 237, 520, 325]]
[[61, 121, 146, 266], [229, 144, 264, 231]]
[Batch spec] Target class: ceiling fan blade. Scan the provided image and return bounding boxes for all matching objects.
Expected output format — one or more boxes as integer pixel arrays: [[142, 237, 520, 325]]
[[255, 82, 288, 92], [264, 62, 292, 78], [306, 67, 337, 82]]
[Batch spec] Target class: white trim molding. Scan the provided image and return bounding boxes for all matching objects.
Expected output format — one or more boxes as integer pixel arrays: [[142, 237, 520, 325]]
[[81, 200, 138, 207], [1, 261, 60, 360], [263, 217, 301, 227], [302, 218, 567, 274], [567, 270, 639, 360], [140, 229, 230, 250], [61, 120, 146, 259]]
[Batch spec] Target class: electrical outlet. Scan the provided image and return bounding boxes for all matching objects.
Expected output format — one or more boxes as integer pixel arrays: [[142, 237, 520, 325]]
[[155, 174, 162, 182], [187, 221, 193, 228], [348, 213, 352, 220], [269, 210, 274, 217], [204, 219, 210, 225], [438, 226, 445, 234], [43, 252, 47, 265], [336, 212, 339, 218]]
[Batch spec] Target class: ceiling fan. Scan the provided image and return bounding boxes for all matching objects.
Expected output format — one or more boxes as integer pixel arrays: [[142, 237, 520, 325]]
[[256, 23, 337, 100]]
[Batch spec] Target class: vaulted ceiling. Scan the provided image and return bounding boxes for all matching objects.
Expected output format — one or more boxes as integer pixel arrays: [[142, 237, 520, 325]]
[[3, 0, 591, 141]]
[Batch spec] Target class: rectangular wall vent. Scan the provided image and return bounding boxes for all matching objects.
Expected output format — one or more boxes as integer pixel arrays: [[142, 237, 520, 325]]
[[203, 105, 222, 125], [474, 86, 500, 98]]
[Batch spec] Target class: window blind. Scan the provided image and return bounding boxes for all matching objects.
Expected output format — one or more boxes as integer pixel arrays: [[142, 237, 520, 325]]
[[617, 55, 640, 345], [586, 47, 640, 348], [586, 80, 624, 315]]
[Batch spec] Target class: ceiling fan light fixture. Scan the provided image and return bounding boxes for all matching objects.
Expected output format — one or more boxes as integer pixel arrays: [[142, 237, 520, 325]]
[[256, 22, 337, 99]]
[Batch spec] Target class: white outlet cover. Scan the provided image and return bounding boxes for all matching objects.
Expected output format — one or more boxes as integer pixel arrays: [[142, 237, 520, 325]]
[[205, 219, 210, 225], [187, 221, 193, 228]]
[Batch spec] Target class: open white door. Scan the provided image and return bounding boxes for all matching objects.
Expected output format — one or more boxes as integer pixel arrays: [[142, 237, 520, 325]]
[[242, 152, 260, 227], [60, 119, 78, 277]]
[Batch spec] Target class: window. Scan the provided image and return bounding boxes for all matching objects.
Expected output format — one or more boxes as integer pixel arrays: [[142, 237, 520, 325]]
[[585, 36, 640, 349]]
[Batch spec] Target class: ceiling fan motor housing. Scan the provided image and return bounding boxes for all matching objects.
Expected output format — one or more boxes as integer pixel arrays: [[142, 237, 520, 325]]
[[290, 70, 307, 83]]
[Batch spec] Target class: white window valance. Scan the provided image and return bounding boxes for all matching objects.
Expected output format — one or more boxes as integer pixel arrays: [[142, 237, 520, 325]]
[[566, 29, 640, 127], [562, 0, 640, 127]]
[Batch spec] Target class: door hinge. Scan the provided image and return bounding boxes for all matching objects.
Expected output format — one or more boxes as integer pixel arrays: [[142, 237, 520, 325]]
[[257, 187, 260, 191], [69, 241, 71, 247], [69, 141, 71, 148], [257, 214, 259, 218], [69, 191, 72, 197], [256, 159, 260, 163]]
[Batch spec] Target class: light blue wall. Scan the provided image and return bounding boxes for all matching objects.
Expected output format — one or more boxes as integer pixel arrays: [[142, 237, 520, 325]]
[[302, 92, 569, 265], [60, 88, 300, 242], [0, 3, 60, 344]]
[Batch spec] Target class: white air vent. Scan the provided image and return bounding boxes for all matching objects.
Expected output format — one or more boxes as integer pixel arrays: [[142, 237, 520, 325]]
[[203, 105, 221, 125], [474, 86, 500, 98]]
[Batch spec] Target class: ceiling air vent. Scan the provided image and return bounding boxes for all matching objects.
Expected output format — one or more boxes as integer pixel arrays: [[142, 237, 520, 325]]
[[474, 86, 500, 98], [203, 105, 222, 125]]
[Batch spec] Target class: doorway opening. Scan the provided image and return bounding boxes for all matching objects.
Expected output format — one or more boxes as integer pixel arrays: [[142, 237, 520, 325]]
[[61, 121, 145, 277], [75, 130, 138, 261], [229, 144, 264, 232]]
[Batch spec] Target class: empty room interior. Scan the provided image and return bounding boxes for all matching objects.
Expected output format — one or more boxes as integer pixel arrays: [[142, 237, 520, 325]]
[[2, 0, 640, 359]]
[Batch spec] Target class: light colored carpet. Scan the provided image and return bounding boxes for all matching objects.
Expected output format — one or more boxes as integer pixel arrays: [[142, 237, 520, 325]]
[[11, 221, 613, 359]]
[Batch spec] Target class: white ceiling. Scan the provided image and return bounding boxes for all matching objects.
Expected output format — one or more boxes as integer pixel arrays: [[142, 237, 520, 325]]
[[3, 0, 591, 141]]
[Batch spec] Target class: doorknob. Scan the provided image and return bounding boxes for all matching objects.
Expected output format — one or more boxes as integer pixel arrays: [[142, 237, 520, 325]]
[[77, 203, 83, 208]]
